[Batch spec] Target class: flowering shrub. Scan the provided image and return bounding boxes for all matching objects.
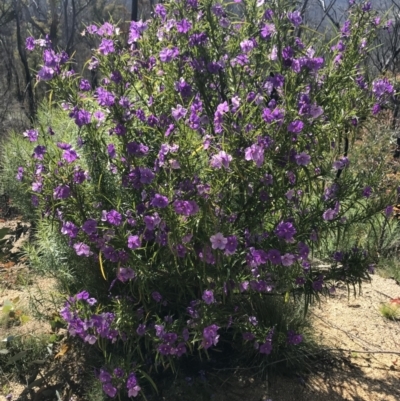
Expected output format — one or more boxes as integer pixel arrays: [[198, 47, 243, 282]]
[[9, 0, 397, 398]]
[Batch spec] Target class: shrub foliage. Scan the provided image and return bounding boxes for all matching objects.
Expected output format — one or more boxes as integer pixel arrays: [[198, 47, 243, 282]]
[[2, 0, 397, 398]]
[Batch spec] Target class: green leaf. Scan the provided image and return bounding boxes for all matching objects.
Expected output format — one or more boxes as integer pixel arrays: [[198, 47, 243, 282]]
[[20, 315, 30, 324], [6, 350, 28, 366]]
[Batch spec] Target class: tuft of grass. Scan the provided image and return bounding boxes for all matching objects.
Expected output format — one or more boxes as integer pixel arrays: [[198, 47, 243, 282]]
[[84, 378, 108, 401], [0, 298, 30, 329], [378, 257, 400, 283], [0, 334, 54, 377], [379, 302, 400, 320]]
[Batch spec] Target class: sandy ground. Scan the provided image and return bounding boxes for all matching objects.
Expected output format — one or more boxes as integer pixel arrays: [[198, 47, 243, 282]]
[[267, 275, 400, 401]]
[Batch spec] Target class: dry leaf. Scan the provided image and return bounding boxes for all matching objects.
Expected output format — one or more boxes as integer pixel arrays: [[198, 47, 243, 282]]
[[54, 343, 69, 359], [2, 262, 15, 269], [390, 298, 400, 305]]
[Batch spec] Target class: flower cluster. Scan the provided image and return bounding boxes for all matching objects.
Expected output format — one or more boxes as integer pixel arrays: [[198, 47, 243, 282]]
[[60, 291, 118, 344], [98, 368, 141, 398]]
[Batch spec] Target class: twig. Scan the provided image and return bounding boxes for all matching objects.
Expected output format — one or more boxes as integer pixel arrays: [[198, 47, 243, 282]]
[[373, 289, 394, 299], [327, 348, 400, 356], [311, 312, 383, 350]]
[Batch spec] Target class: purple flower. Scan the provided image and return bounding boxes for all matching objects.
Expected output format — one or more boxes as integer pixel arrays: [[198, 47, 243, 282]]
[[96, 87, 115, 107], [151, 194, 169, 208], [322, 183, 339, 201], [372, 78, 394, 99], [118, 267, 136, 282], [99, 38, 115, 55], [210, 233, 227, 250], [268, 249, 282, 265], [53, 185, 71, 199], [127, 372, 141, 397], [275, 221, 296, 242], [177, 19, 192, 33], [73, 242, 91, 257], [262, 107, 285, 125], [16, 167, 24, 181], [112, 368, 124, 379], [288, 120, 304, 133], [99, 369, 112, 383], [107, 144, 116, 158], [362, 1, 372, 11], [23, 129, 39, 142], [159, 47, 179, 62], [155, 4, 167, 19], [61, 221, 79, 238], [202, 324, 220, 349], [173, 200, 199, 216], [38, 66, 55, 81], [332, 157, 349, 170], [385, 205, 393, 217], [128, 235, 141, 250], [158, 343, 172, 355], [163, 332, 178, 343], [175, 78, 192, 98], [79, 79, 91, 91], [182, 328, 190, 341], [312, 276, 324, 291], [248, 316, 258, 326], [33, 145, 46, 160], [210, 151, 232, 169], [126, 142, 149, 157], [176, 342, 187, 357], [261, 23, 276, 39], [242, 332, 255, 341], [281, 253, 296, 266], [106, 210, 122, 226], [259, 341, 272, 355], [202, 290, 215, 305], [240, 39, 256, 53], [136, 324, 146, 336], [333, 251, 343, 262], [295, 152, 311, 166], [152, 291, 162, 302], [244, 144, 264, 167], [372, 103, 381, 115], [362, 186, 372, 198], [225, 236, 238, 255], [323, 201, 340, 221], [247, 248, 268, 267], [74, 109, 91, 127], [308, 104, 324, 119], [32, 182, 42, 193], [143, 215, 158, 231], [26, 36, 35, 51], [211, 3, 225, 16], [128, 20, 148, 43], [171, 104, 187, 121], [82, 219, 97, 235], [102, 383, 117, 398], [287, 10, 302, 26], [155, 324, 165, 338], [63, 149, 78, 163], [189, 32, 208, 46]]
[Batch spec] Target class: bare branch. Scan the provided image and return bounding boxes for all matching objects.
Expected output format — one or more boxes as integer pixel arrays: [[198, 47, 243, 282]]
[[317, 0, 340, 29]]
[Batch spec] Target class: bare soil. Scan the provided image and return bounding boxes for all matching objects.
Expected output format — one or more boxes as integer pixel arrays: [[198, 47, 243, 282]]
[[268, 275, 400, 401]]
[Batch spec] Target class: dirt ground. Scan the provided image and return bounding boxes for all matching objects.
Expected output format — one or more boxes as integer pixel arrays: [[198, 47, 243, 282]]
[[269, 275, 400, 401], [1, 218, 400, 401]]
